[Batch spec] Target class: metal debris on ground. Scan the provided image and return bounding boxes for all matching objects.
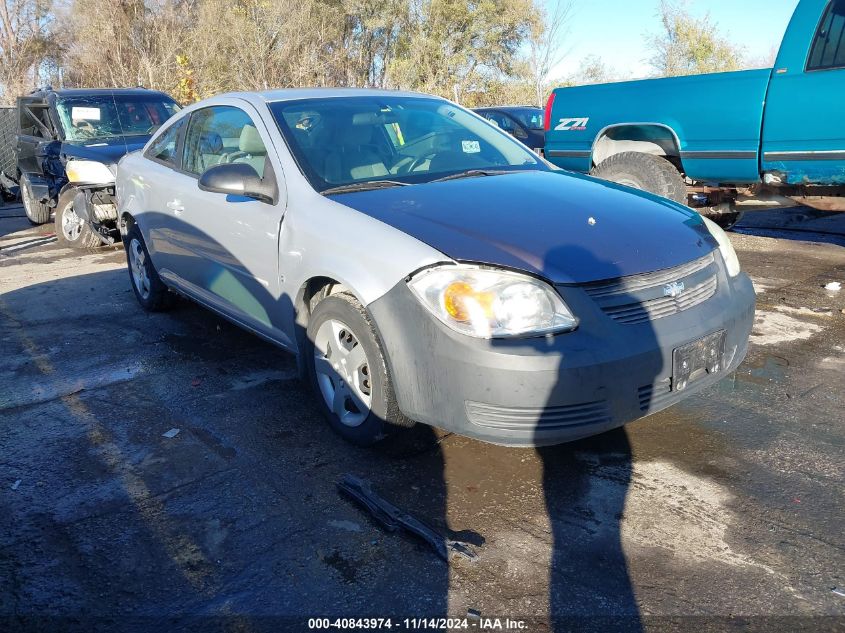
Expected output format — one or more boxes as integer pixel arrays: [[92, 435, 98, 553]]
[[833, 587, 845, 598], [337, 474, 478, 562], [824, 282, 842, 292], [11, 479, 21, 490], [162, 428, 181, 439]]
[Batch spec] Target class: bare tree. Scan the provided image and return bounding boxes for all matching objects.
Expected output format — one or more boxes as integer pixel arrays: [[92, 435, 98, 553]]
[[525, 0, 574, 106], [647, 0, 745, 77], [0, 0, 56, 103]]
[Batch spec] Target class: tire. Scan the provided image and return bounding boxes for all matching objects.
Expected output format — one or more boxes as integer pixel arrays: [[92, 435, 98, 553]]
[[699, 202, 744, 231], [124, 223, 172, 312], [55, 189, 101, 250], [591, 152, 687, 204], [20, 176, 51, 225], [306, 292, 411, 446]]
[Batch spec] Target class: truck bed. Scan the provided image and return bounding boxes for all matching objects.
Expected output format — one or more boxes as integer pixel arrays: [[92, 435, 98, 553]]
[[545, 69, 773, 184]]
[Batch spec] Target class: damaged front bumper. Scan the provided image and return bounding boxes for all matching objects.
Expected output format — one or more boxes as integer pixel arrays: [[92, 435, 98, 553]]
[[71, 187, 119, 244], [368, 256, 756, 447]]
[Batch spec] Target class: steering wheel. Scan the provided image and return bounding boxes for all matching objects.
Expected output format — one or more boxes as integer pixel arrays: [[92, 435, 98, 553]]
[[406, 151, 438, 174]]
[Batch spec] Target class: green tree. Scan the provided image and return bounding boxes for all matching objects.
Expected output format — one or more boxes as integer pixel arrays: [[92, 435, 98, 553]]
[[647, 0, 745, 77], [387, 0, 537, 102]]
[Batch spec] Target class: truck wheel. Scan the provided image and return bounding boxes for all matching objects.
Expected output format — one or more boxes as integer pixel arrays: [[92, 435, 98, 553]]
[[55, 190, 101, 250], [20, 177, 51, 225], [125, 223, 172, 312], [591, 152, 687, 205], [306, 292, 412, 446]]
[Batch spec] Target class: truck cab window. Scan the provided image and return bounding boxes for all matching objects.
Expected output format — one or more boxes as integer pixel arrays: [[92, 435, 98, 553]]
[[808, 0, 845, 70]]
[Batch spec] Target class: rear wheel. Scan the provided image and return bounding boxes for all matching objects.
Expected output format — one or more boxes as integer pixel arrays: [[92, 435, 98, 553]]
[[591, 152, 687, 204], [20, 176, 51, 225], [306, 292, 411, 446], [125, 223, 172, 312], [55, 189, 101, 250]]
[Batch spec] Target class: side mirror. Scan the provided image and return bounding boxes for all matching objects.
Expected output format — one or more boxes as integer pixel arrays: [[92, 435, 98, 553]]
[[198, 162, 278, 204]]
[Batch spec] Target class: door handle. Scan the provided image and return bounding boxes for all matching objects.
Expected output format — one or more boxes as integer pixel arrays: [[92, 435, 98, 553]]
[[166, 200, 184, 215]]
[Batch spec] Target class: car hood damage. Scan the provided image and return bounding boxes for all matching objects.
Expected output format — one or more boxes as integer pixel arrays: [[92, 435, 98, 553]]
[[62, 136, 152, 172], [332, 170, 718, 284]]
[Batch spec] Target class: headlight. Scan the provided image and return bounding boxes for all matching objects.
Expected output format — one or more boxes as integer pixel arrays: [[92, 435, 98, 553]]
[[701, 216, 741, 277], [407, 265, 577, 338], [65, 160, 114, 185]]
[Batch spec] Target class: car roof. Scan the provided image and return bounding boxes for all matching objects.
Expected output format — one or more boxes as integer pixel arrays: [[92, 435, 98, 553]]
[[36, 87, 174, 98], [218, 88, 440, 105]]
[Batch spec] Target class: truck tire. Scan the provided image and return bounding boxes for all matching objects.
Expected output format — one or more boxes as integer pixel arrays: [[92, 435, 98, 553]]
[[55, 189, 101, 250], [591, 152, 687, 205], [20, 176, 51, 225], [306, 292, 413, 446]]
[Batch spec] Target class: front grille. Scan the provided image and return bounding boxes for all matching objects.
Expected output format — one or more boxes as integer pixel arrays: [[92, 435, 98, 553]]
[[583, 253, 718, 325], [466, 399, 611, 431]]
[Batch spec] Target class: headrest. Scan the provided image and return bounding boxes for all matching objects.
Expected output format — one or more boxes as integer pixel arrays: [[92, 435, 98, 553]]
[[239, 125, 265, 154]]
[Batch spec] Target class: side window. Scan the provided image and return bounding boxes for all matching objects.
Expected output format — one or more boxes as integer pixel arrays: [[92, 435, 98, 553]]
[[19, 102, 52, 138], [808, 0, 845, 71], [492, 113, 514, 132], [182, 106, 267, 178], [145, 118, 185, 166]]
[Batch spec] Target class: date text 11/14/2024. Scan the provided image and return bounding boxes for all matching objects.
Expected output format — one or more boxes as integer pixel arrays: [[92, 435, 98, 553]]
[[307, 617, 529, 630]]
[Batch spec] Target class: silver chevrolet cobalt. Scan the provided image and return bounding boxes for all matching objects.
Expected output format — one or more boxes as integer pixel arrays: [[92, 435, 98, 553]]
[[116, 89, 755, 447]]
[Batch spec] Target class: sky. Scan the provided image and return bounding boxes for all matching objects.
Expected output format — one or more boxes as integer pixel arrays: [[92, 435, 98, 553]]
[[549, 0, 801, 80]]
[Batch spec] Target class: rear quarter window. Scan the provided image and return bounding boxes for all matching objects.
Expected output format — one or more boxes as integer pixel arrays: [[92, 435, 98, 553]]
[[807, 0, 845, 70]]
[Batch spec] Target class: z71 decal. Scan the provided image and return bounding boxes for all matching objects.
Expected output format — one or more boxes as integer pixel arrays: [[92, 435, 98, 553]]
[[554, 117, 590, 131]]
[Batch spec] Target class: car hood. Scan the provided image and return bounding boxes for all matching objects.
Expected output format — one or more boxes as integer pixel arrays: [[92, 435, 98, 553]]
[[62, 136, 151, 171], [331, 170, 717, 284]]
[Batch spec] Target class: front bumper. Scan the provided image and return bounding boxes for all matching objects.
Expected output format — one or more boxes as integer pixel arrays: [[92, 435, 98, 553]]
[[368, 258, 755, 447]]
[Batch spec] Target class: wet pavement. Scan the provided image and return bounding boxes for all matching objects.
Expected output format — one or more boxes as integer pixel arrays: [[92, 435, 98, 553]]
[[1, 202, 844, 632]]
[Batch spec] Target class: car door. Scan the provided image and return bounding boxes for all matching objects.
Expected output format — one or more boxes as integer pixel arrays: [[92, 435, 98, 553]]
[[762, 0, 845, 184], [16, 97, 55, 176], [169, 103, 290, 344], [137, 116, 191, 274]]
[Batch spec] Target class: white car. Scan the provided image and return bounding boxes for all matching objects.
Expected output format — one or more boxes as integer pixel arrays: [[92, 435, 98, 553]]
[[116, 89, 755, 447]]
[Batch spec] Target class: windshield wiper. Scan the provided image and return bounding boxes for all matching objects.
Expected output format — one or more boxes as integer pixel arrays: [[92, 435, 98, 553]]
[[430, 169, 517, 183], [322, 180, 411, 195]]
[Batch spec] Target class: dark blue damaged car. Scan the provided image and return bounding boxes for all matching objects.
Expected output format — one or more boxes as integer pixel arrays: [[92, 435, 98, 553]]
[[117, 89, 756, 447]]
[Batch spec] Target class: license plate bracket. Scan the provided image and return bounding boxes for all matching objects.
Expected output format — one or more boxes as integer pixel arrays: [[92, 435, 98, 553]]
[[672, 330, 726, 392]]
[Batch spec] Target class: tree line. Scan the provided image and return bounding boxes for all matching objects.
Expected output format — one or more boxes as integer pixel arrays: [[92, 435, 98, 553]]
[[0, 0, 756, 107]]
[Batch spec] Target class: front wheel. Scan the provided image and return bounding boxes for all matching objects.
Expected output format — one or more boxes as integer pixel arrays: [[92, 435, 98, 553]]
[[306, 293, 411, 446], [124, 223, 172, 312], [591, 152, 687, 204], [55, 190, 101, 250]]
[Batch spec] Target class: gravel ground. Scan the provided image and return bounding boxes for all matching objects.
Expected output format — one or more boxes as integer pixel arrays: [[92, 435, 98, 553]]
[[1, 203, 844, 633]]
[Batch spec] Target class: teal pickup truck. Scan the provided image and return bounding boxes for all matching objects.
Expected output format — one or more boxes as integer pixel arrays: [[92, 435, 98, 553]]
[[544, 0, 845, 226]]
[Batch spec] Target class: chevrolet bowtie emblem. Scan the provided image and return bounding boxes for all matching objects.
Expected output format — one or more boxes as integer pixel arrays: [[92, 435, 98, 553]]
[[663, 281, 685, 298]]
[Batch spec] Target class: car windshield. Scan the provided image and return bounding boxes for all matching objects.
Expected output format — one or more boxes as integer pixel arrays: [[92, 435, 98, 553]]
[[57, 94, 181, 141], [506, 108, 544, 130], [268, 96, 546, 192]]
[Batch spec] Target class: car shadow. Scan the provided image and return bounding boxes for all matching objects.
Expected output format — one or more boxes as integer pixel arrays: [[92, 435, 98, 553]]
[[0, 222, 453, 629]]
